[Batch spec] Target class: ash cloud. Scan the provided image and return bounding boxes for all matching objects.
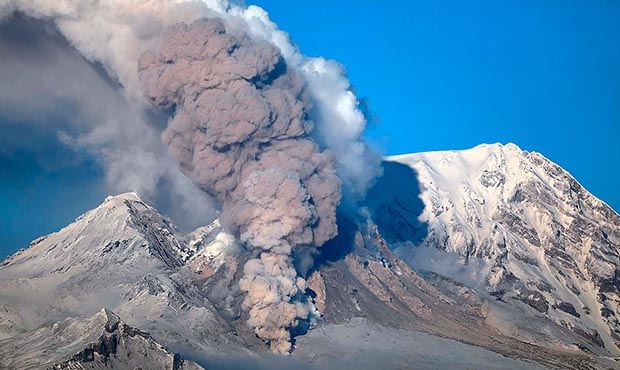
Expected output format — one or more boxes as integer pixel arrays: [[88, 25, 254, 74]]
[[0, 1, 380, 195], [139, 19, 340, 352], [231, 5, 383, 195], [0, 14, 217, 232], [1, 0, 382, 354]]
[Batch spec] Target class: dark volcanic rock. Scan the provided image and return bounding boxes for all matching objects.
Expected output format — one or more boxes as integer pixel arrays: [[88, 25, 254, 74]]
[[518, 289, 549, 314], [555, 302, 580, 318]]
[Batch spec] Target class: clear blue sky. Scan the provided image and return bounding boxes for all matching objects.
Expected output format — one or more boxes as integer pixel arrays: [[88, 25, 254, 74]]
[[0, 1, 618, 257], [252, 0, 619, 208]]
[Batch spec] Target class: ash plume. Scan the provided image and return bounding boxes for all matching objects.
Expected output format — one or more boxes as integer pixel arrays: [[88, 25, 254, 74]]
[[138, 19, 341, 353], [2, 0, 381, 354]]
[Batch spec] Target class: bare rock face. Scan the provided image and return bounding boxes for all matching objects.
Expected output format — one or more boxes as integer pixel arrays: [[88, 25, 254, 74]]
[[385, 143, 620, 356]]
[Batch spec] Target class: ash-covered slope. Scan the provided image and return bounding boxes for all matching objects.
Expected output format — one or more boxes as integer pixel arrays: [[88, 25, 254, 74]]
[[0, 308, 204, 370], [383, 143, 620, 356], [1, 173, 617, 369], [0, 192, 244, 357], [307, 216, 597, 369]]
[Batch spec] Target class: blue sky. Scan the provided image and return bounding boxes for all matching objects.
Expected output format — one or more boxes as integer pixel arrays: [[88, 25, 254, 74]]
[[0, 143, 104, 253], [0, 1, 618, 257], [252, 0, 619, 205]]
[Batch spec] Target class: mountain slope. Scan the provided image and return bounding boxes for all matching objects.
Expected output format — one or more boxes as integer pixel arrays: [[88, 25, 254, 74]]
[[0, 192, 245, 357], [0, 308, 204, 370], [309, 217, 596, 369], [383, 143, 620, 356], [1, 152, 618, 369]]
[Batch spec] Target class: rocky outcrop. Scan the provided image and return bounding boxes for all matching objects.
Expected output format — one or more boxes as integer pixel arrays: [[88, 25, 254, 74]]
[[0, 308, 204, 370]]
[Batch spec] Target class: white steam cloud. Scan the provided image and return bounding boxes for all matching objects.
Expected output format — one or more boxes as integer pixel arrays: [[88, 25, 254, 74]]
[[0, 14, 217, 229]]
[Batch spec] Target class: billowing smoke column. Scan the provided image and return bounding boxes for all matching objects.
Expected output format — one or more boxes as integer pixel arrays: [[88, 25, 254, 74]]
[[1, 0, 380, 353], [138, 19, 341, 353]]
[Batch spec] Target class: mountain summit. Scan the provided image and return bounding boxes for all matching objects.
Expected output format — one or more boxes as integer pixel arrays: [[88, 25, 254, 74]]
[[383, 143, 620, 355], [1, 144, 619, 369]]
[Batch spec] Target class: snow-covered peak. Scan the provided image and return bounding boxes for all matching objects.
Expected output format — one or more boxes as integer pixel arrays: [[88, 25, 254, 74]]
[[0, 194, 245, 355], [1, 193, 185, 276], [389, 142, 523, 187], [103, 191, 143, 203], [390, 142, 523, 164], [385, 144, 620, 355], [387, 143, 529, 238]]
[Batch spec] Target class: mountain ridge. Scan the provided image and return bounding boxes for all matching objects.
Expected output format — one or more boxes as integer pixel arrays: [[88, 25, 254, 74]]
[[382, 142, 620, 357], [390, 142, 618, 215], [1, 143, 619, 369], [0, 307, 205, 370]]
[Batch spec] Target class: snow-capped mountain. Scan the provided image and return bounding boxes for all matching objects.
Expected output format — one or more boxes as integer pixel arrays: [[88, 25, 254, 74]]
[[380, 143, 620, 356], [0, 308, 204, 370], [0, 193, 248, 362], [1, 144, 619, 369]]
